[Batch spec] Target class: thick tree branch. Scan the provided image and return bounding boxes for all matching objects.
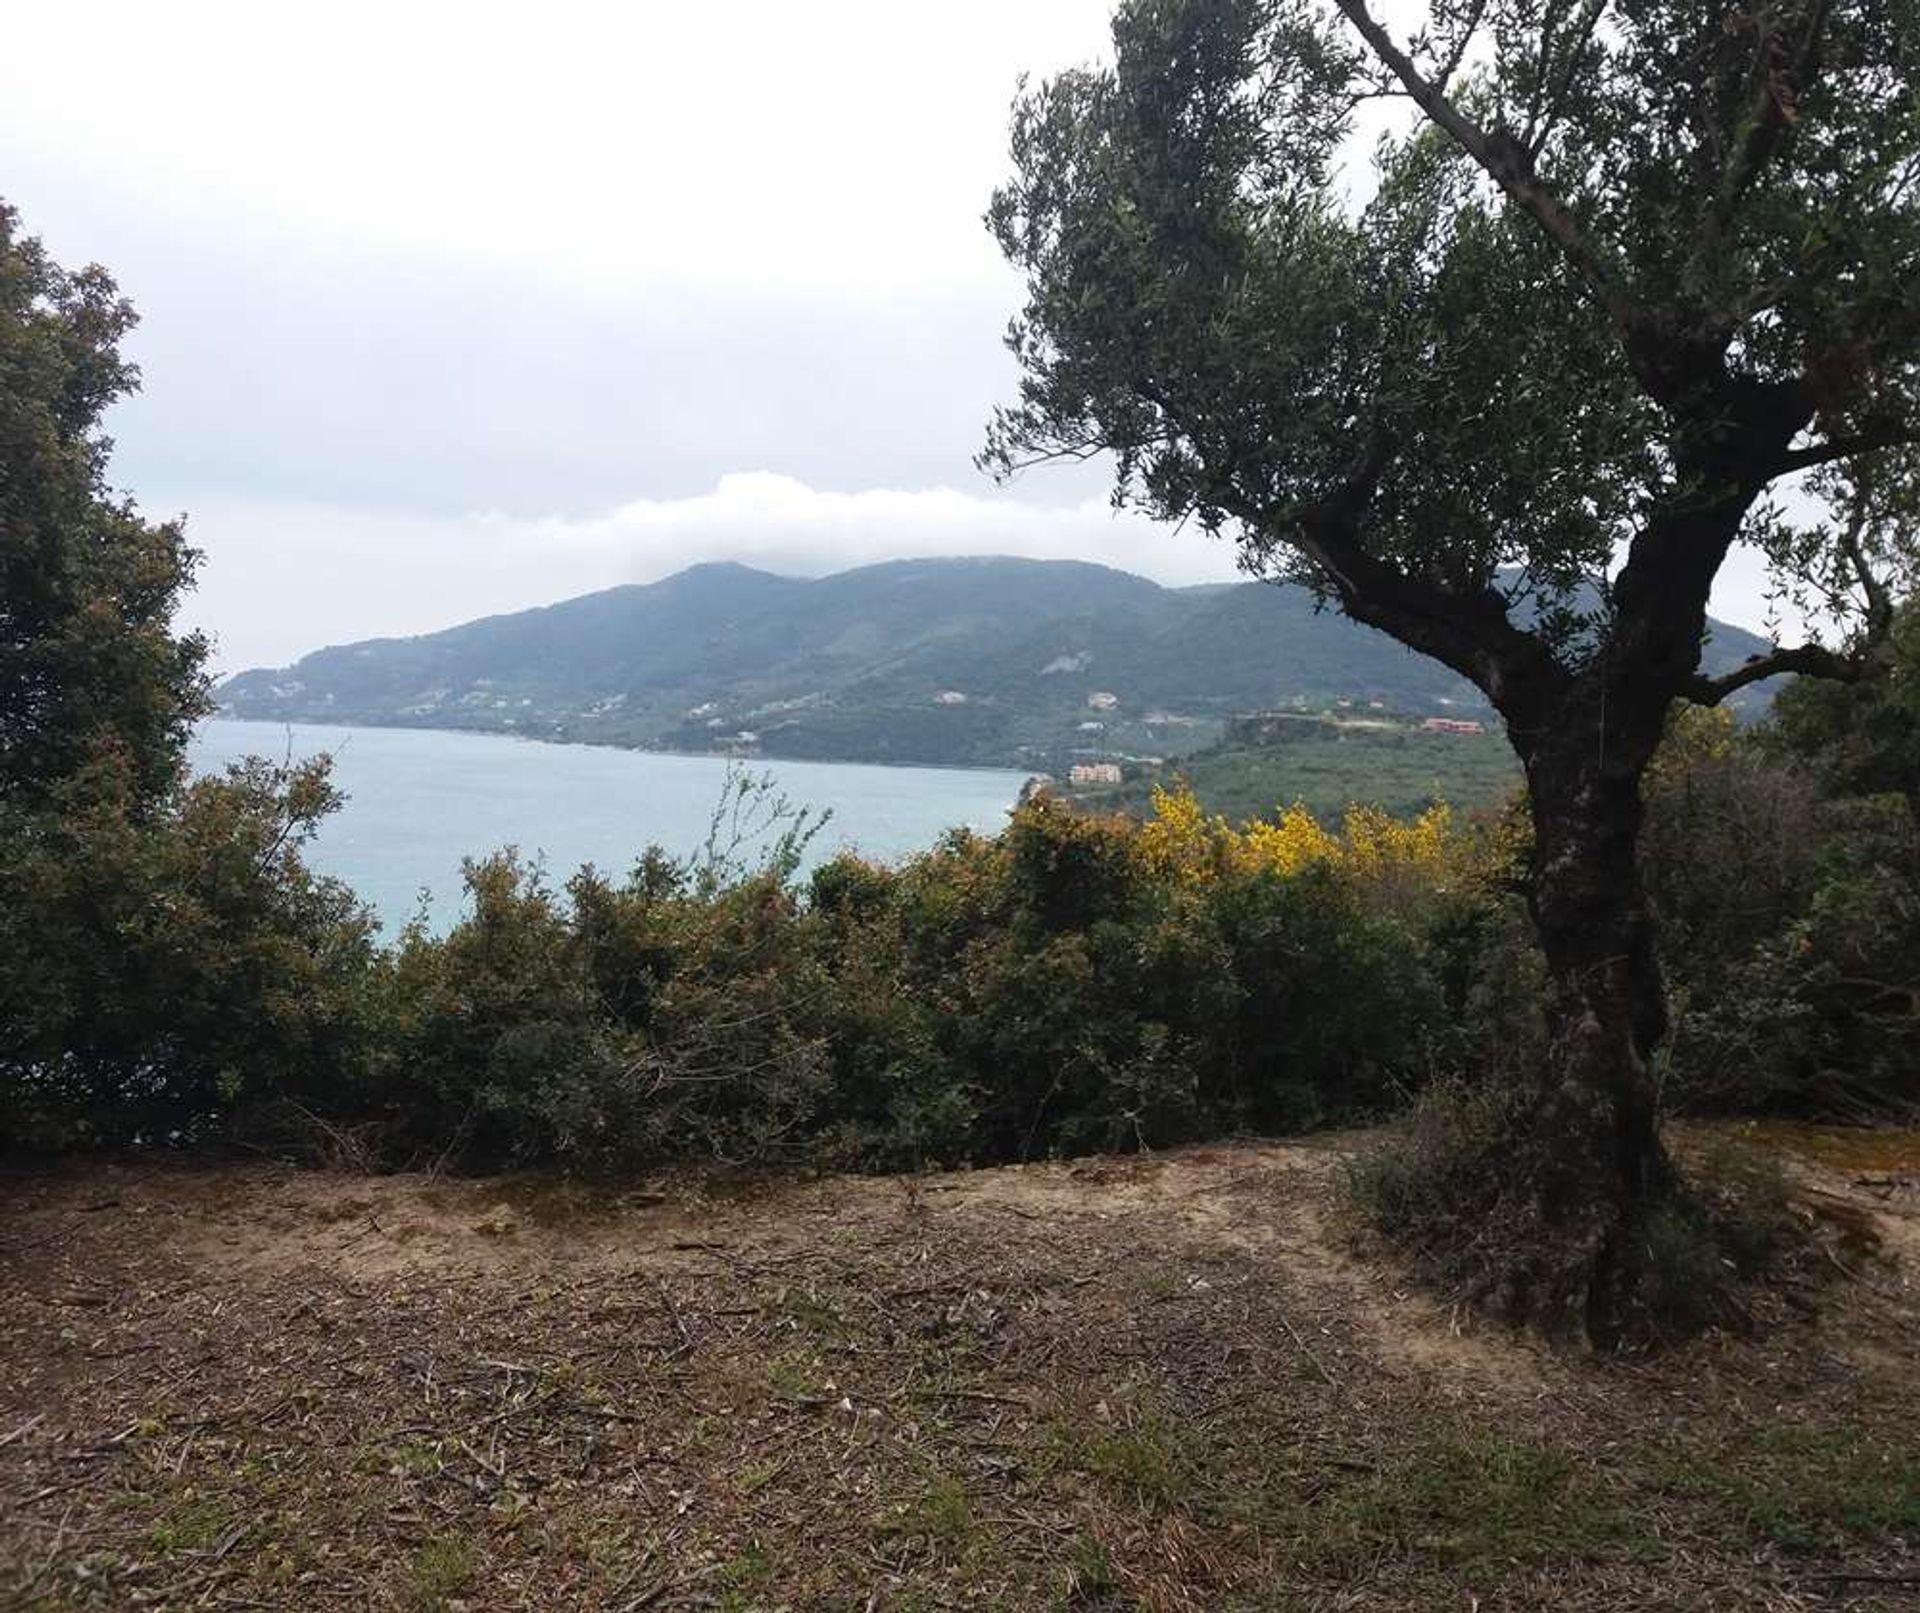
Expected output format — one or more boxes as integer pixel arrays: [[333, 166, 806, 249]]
[[1686, 641, 1866, 704], [1772, 426, 1920, 479], [1331, 0, 1645, 339], [1218, 442, 1566, 722]]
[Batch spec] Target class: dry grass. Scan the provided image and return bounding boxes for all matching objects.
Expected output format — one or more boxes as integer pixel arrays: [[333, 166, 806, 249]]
[[1, 1130, 1916, 1610]]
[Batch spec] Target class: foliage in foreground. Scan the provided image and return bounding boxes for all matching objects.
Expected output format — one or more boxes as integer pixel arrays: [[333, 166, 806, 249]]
[[0, 747, 381, 1148], [1647, 708, 1920, 1122], [8, 680, 1920, 1178], [0, 757, 1500, 1164], [0, 193, 385, 1152], [230, 782, 1487, 1171]]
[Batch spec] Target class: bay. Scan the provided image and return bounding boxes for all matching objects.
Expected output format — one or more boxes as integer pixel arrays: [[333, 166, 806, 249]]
[[189, 720, 1027, 933]]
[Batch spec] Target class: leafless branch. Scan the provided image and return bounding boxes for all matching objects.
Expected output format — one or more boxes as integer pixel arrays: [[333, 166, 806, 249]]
[[985, 443, 1106, 477], [1431, 0, 1490, 99], [1838, 487, 1895, 642]]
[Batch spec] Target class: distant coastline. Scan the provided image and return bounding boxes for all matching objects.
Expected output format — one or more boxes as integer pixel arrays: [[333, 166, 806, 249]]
[[204, 712, 1048, 780], [214, 557, 1777, 781]]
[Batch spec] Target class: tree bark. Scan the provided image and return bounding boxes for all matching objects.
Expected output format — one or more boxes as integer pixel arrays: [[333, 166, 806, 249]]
[[1484, 391, 1806, 1339], [1517, 699, 1675, 1340]]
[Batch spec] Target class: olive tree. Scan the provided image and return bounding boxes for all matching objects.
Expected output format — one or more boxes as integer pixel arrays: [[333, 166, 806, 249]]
[[985, 0, 1920, 1334]]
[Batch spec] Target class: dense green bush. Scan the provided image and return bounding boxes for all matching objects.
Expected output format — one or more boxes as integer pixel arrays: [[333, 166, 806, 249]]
[[0, 746, 383, 1147], [1642, 708, 1920, 1120], [800, 799, 1454, 1164], [289, 783, 1471, 1173], [0, 198, 394, 1152], [14, 699, 1918, 1166]]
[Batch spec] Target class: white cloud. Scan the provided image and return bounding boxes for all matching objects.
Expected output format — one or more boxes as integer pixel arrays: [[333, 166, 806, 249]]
[[183, 472, 1246, 672]]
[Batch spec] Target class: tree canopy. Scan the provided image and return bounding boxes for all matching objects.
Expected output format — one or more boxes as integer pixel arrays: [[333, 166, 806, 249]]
[[985, 0, 1920, 704], [986, 0, 1920, 1337], [0, 200, 206, 809]]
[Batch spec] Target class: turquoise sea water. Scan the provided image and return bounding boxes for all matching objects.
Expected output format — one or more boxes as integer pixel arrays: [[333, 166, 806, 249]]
[[189, 720, 1027, 933]]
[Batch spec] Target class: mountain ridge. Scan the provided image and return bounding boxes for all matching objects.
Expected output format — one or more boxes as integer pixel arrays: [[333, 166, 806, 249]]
[[219, 556, 1778, 770]]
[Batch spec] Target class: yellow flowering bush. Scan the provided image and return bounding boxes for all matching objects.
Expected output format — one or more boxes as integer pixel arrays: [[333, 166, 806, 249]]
[[1137, 783, 1466, 897], [1241, 802, 1347, 876], [1133, 783, 1236, 882]]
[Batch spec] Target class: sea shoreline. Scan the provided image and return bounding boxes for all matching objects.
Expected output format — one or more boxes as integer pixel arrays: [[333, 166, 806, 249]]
[[204, 712, 1043, 781]]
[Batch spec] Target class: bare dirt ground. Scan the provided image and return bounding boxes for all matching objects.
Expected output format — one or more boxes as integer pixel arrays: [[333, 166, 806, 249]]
[[2, 1129, 1916, 1611]]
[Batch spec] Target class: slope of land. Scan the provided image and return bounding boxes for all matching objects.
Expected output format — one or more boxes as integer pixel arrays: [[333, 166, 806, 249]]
[[216, 558, 1779, 772], [3, 1130, 1915, 1610], [1065, 718, 1523, 822]]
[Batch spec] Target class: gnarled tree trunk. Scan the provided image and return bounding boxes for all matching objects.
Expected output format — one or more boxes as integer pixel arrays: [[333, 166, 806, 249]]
[[1517, 699, 1675, 1343], [1482, 415, 1797, 1339]]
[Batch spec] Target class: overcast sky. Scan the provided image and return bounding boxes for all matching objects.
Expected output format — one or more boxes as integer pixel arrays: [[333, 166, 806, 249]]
[[4, 0, 1784, 671]]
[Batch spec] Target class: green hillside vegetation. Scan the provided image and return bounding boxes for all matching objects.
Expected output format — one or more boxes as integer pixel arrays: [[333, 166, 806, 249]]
[[7, 0, 1920, 1594], [215, 558, 1776, 771], [1065, 716, 1521, 823], [10, 188, 1907, 1207]]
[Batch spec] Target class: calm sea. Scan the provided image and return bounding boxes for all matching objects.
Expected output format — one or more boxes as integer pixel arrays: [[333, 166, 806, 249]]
[[189, 720, 1027, 933]]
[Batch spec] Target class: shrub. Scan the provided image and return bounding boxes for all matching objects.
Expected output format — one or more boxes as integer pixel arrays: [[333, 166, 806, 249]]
[[1642, 710, 1920, 1120], [1208, 863, 1443, 1130], [8, 770, 1494, 1172], [803, 788, 1472, 1164], [373, 850, 618, 1164], [0, 745, 382, 1148], [1348, 1074, 1522, 1253], [1350, 1078, 1800, 1341]]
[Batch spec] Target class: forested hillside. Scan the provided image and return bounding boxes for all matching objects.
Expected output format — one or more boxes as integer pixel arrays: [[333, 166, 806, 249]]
[[217, 558, 1776, 769], [1068, 721, 1524, 822]]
